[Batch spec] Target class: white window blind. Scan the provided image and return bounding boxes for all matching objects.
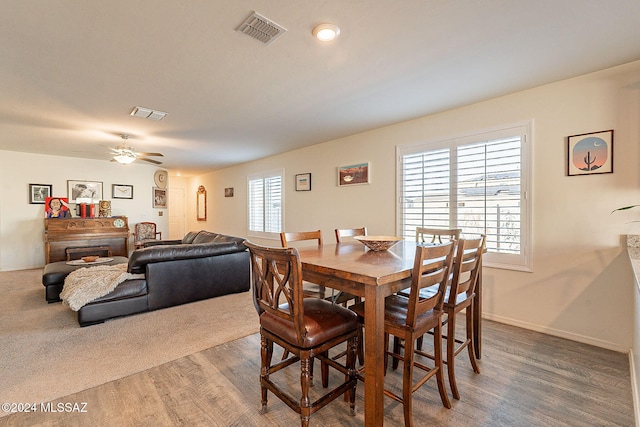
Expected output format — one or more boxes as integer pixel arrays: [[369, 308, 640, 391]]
[[248, 170, 283, 238], [397, 123, 531, 271]]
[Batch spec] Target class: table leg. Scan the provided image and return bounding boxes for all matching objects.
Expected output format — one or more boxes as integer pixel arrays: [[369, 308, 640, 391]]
[[363, 285, 385, 426]]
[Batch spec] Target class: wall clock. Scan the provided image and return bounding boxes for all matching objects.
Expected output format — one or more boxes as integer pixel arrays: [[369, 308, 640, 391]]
[[154, 170, 168, 189]]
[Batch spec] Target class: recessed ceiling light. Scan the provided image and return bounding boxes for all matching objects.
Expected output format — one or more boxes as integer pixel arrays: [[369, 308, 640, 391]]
[[312, 23, 340, 42]]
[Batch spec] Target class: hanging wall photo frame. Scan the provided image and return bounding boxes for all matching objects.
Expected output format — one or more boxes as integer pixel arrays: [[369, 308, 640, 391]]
[[295, 173, 311, 191], [338, 162, 370, 186], [567, 130, 614, 176], [153, 187, 167, 208]]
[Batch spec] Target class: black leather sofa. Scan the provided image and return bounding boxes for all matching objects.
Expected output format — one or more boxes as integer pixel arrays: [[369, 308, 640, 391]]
[[77, 231, 250, 326]]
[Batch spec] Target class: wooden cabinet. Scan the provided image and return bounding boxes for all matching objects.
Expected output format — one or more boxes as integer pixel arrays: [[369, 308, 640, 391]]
[[44, 217, 130, 263]]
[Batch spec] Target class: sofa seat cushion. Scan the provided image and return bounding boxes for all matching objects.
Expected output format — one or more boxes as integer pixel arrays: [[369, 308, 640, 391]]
[[85, 279, 148, 305]]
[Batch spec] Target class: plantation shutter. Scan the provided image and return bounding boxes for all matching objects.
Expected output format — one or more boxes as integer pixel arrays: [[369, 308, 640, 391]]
[[248, 170, 283, 237], [398, 123, 530, 270]]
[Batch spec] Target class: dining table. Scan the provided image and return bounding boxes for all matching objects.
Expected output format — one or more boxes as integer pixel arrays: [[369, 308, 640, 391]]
[[296, 239, 483, 427]]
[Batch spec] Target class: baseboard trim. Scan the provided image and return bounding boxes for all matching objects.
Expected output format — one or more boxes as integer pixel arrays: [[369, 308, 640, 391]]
[[483, 313, 629, 353], [629, 349, 640, 427]]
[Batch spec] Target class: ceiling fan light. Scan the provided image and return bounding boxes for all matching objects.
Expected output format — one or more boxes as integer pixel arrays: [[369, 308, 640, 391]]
[[313, 23, 340, 41], [113, 154, 136, 164]]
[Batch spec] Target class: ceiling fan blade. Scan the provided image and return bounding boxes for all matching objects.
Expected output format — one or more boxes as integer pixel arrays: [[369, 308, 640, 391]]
[[135, 152, 164, 157], [139, 157, 163, 165]]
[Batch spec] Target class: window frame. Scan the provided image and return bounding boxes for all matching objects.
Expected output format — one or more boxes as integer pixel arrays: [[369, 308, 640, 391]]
[[247, 168, 284, 239], [396, 121, 532, 271]]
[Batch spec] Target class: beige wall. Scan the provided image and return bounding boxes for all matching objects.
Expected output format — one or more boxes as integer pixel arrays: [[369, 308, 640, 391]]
[[1, 60, 638, 353], [0, 151, 169, 270], [189, 60, 640, 352]]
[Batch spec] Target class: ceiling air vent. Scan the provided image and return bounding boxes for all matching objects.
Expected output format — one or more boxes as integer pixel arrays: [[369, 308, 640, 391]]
[[236, 12, 287, 45]]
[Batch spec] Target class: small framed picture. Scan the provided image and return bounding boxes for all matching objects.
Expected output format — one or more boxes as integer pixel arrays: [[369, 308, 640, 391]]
[[45, 197, 70, 218], [112, 184, 133, 199], [225, 187, 234, 197], [29, 184, 52, 204], [153, 187, 167, 208], [567, 130, 614, 176], [295, 173, 311, 191], [68, 180, 103, 203], [338, 162, 370, 186]]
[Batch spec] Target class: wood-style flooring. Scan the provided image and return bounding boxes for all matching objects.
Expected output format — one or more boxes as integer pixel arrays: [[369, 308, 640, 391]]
[[0, 318, 634, 426]]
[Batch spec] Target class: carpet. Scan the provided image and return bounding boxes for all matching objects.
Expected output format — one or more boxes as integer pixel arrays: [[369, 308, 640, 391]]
[[0, 268, 259, 416]]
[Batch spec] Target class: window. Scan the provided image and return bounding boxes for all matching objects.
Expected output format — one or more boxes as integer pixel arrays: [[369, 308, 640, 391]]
[[397, 122, 531, 271], [248, 169, 284, 238]]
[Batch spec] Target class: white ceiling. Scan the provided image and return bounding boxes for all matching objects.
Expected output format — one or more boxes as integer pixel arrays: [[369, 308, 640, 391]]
[[2, 1, 640, 176]]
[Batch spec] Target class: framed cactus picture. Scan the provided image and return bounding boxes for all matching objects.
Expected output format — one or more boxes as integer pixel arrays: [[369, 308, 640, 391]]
[[567, 129, 613, 176]]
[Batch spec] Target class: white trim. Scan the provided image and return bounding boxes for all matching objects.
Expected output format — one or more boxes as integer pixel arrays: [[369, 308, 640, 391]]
[[484, 312, 629, 353], [629, 348, 640, 427]]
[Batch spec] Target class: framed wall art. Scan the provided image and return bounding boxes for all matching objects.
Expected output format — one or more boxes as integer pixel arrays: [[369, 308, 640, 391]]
[[67, 180, 103, 203], [112, 184, 133, 199], [567, 130, 614, 176], [338, 162, 370, 186], [153, 187, 167, 208], [29, 184, 52, 204], [295, 173, 311, 191], [45, 197, 70, 218], [225, 187, 234, 197]]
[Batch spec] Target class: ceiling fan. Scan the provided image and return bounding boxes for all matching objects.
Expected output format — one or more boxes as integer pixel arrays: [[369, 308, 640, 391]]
[[109, 135, 164, 165]]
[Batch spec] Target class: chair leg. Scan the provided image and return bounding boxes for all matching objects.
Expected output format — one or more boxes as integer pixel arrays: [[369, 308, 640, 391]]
[[434, 322, 451, 409], [466, 309, 480, 374], [321, 350, 329, 388], [384, 333, 391, 376], [446, 311, 460, 400], [260, 334, 272, 414], [346, 336, 358, 414], [300, 355, 312, 427], [402, 333, 415, 427], [357, 325, 365, 366], [416, 335, 424, 351], [392, 336, 401, 370]]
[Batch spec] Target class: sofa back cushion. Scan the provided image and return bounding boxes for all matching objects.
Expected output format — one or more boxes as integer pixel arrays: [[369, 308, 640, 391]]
[[191, 231, 218, 244], [181, 231, 202, 244]]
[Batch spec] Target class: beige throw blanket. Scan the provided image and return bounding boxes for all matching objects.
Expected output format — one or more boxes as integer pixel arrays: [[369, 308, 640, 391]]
[[61, 264, 144, 311]]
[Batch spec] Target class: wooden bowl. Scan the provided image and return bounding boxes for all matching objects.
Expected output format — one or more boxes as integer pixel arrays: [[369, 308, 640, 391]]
[[354, 236, 403, 252], [81, 256, 99, 263]]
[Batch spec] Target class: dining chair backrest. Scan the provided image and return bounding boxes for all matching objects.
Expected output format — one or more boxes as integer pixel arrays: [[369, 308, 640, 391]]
[[334, 227, 367, 243], [245, 241, 306, 344], [447, 235, 485, 308], [416, 227, 461, 244], [280, 230, 322, 248], [404, 242, 456, 328]]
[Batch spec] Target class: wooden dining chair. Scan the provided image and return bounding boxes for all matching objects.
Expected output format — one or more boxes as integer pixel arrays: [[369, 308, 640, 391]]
[[350, 241, 456, 426], [330, 227, 368, 307], [440, 235, 485, 399], [416, 227, 461, 244], [280, 230, 326, 299], [334, 227, 367, 242], [395, 235, 486, 400], [245, 241, 359, 427], [279, 230, 326, 361]]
